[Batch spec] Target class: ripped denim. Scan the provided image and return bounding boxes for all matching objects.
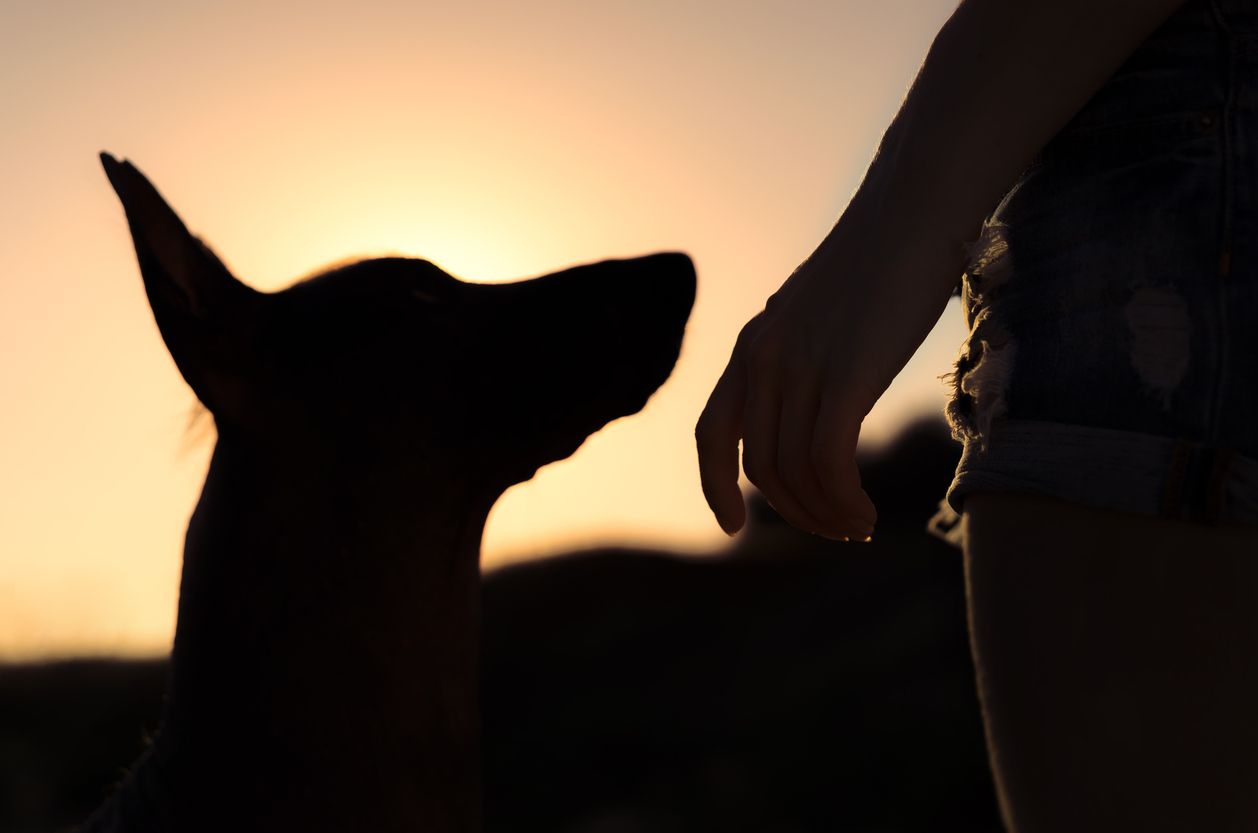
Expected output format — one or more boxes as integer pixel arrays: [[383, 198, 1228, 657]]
[[933, 0, 1258, 542]]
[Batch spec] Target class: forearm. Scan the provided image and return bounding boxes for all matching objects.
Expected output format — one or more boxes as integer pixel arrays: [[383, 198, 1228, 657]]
[[834, 0, 1189, 277], [696, 0, 1193, 539]]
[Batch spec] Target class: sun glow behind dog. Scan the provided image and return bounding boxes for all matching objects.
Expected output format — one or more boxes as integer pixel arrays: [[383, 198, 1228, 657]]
[[1, 0, 968, 658]]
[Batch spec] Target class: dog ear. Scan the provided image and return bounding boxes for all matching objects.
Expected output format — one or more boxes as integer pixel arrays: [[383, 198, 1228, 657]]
[[101, 153, 261, 412]]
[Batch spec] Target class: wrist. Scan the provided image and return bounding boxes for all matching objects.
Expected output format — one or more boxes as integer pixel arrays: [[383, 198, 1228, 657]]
[[818, 193, 969, 295]]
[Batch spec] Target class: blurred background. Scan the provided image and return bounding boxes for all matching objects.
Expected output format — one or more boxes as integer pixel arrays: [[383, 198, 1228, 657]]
[[0, 4, 1014, 830], [1, 0, 969, 661]]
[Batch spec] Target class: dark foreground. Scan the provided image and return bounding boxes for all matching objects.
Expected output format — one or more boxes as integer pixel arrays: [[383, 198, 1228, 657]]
[[0, 419, 1001, 833]]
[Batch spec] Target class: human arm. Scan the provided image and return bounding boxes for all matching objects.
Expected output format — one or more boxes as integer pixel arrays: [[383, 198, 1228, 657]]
[[695, 0, 1190, 538]]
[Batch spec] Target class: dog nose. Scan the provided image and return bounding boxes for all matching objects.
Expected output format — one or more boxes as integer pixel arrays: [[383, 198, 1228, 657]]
[[624, 252, 697, 321]]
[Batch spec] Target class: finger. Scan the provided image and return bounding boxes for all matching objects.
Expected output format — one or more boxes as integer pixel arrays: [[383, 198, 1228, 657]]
[[696, 362, 748, 535], [812, 392, 878, 536], [778, 383, 846, 538], [743, 375, 829, 536]]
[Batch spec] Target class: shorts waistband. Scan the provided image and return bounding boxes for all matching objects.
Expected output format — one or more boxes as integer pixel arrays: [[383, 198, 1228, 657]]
[[939, 419, 1258, 530]]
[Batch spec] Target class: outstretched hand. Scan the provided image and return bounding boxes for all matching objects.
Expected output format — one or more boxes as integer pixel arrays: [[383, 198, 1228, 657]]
[[695, 215, 961, 540]]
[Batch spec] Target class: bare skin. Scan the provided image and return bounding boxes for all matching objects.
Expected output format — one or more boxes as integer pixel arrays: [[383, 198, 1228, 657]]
[[964, 493, 1258, 833], [695, 0, 1189, 539], [691, 1, 1258, 830]]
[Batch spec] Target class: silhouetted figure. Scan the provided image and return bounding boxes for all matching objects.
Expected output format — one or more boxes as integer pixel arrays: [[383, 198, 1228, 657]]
[[696, 4, 1258, 831], [84, 154, 694, 833]]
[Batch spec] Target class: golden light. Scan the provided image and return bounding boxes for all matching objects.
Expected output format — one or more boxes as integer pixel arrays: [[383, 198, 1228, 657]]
[[0, 0, 965, 659]]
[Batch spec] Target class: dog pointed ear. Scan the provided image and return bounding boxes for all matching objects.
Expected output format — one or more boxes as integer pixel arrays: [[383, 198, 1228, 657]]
[[100, 153, 257, 317], [101, 153, 261, 412]]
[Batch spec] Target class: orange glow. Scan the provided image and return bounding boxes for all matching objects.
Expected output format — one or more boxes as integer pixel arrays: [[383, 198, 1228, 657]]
[[0, 0, 964, 659]]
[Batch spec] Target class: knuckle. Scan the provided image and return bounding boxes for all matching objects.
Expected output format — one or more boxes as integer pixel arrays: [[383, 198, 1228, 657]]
[[694, 405, 731, 448], [733, 316, 765, 352], [746, 340, 783, 377], [745, 349, 773, 376], [778, 361, 805, 385], [694, 413, 714, 444]]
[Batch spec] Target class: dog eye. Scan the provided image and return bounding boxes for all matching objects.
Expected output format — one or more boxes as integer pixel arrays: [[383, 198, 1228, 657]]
[[411, 289, 439, 304]]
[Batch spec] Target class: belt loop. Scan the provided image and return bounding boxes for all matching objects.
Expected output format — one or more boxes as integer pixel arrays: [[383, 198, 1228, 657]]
[[1203, 447, 1238, 523], [1161, 440, 1236, 523], [1160, 439, 1194, 519]]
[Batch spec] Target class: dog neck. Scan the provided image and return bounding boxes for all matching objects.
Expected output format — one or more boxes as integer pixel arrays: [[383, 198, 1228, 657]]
[[87, 431, 491, 833]]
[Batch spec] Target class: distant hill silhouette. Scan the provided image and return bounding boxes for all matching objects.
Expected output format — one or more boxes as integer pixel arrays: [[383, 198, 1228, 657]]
[[0, 417, 1000, 833], [482, 417, 999, 833]]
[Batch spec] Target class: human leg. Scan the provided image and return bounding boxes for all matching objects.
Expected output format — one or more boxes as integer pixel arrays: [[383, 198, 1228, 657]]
[[963, 491, 1258, 833]]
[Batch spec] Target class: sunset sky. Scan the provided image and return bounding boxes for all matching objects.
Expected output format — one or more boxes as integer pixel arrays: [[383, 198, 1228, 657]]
[[0, 0, 967, 658]]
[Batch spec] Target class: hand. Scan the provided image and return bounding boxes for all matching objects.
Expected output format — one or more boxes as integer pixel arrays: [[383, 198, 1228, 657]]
[[695, 215, 959, 540]]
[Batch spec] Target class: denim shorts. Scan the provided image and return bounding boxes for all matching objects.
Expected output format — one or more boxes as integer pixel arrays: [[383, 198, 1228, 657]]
[[934, 0, 1258, 538]]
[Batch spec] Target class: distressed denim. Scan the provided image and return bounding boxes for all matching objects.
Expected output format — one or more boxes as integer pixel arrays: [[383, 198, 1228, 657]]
[[936, 0, 1258, 538]]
